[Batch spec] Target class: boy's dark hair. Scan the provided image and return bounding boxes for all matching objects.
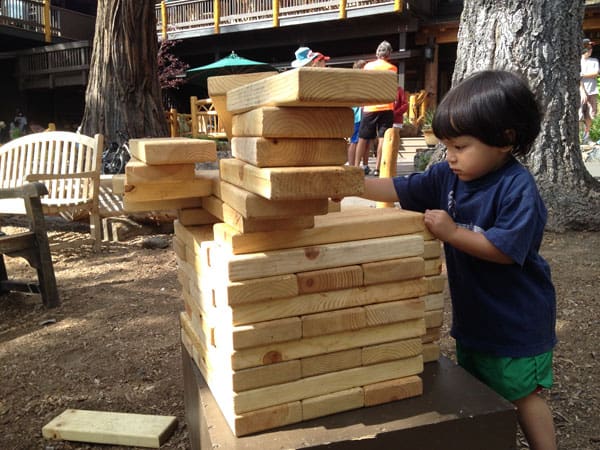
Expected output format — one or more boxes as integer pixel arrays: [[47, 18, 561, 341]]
[[432, 70, 541, 157]]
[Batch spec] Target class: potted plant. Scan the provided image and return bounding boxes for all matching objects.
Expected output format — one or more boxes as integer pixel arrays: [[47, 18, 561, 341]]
[[421, 109, 438, 146]]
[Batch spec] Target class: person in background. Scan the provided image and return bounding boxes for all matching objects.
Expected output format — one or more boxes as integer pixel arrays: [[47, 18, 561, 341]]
[[13, 109, 28, 135], [580, 38, 599, 145], [348, 59, 367, 167], [291, 47, 330, 68], [356, 70, 557, 450], [354, 41, 398, 176]]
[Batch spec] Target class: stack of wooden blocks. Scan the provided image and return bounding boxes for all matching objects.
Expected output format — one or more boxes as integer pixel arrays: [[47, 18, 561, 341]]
[[172, 68, 446, 437]]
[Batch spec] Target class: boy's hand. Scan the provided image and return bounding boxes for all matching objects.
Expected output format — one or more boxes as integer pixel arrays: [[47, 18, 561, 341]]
[[423, 209, 457, 242]]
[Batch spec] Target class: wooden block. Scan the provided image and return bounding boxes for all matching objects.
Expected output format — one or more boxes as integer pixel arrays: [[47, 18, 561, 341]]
[[231, 137, 348, 167], [424, 239, 442, 259], [173, 221, 214, 254], [232, 106, 353, 139], [111, 174, 125, 195], [226, 67, 398, 113], [223, 274, 299, 306], [424, 257, 443, 276], [204, 234, 424, 282], [207, 71, 279, 96], [213, 207, 424, 254], [124, 177, 212, 202], [172, 236, 186, 260], [220, 158, 364, 200], [302, 387, 364, 421], [233, 401, 302, 437], [328, 199, 341, 212], [422, 293, 444, 311], [426, 274, 447, 294], [422, 326, 441, 344], [301, 307, 367, 338], [232, 356, 423, 414], [233, 360, 302, 392], [422, 342, 441, 363], [125, 157, 195, 184], [232, 317, 302, 349], [218, 180, 330, 219], [297, 265, 363, 294], [122, 196, 202, 212], [425, 309, 444, 328], [364, 298, 426, 327], [177, 207, 219, 226], [42, 409, 177, 448], [129, 137, 216, 165], [361, 338, 423, 365], [231, 319, 426, 370], [363, 375, 423, 406], [301, 349, 362, 378], [362, 256, 425, 286]]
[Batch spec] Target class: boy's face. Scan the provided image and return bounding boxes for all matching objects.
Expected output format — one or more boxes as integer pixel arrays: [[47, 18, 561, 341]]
[[441, 135, 513, 182]]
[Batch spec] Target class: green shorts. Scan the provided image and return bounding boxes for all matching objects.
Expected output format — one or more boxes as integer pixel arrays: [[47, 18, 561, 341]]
[[456, 343, 553, 402]]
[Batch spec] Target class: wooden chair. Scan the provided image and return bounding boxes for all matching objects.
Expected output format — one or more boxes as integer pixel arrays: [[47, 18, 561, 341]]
[[0, 183, 59, 308]]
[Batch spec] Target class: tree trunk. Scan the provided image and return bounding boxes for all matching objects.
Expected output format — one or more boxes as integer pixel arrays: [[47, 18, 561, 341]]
[[451, 0, 600, 230], [81, 0, 168, 145]]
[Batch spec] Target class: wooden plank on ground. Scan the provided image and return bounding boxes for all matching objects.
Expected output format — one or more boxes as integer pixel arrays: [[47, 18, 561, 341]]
[[231, 137, 348, 167], [226, 67, 397, 113], [129, 138, 216, 165], [213, 208, 424, 254], [125, 157, 195, 184], [42, 409, 177, 448], [232, 106, 353, 138]]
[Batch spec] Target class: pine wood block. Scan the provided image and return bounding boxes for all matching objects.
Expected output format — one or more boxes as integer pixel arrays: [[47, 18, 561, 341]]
[[124, 178, 212, 202], [219, 158, 364, 200], [425, 309, 444, 328], [122, 196, 202, 212], [301, 307, 367, 338], [361, 338, 423, 365], [422, 326, 441, 344], [125, 157, 195, 184], [362, 256, 425, 286], [173, 221, 214, 255], [172, 236, 186, 260], [204, 234, 424, 282], [233, 401, 302, 437], [129, 137, 216, 165], [364, 298, 426, 327], [226, 67, 397, 113], [426, 274, 447, 294], [207, 71, 279, 96], [232, 317, 302, 349], [177, 207, 219, 226], [232, 106, 353, 138], [213, 207, 424, 254], [302, 387, 364, 421], [363, 375, 423, 407], [297, 265, 363, 294], [230, 279, 428, 326], [424, 239, 442, 259], [42, 409, 177, 448], [424, 257, 443, 276], [301, 349, 362, 378], [231, 137, 348, 167], [231, 319, 426, 370], [233, 360, 302, 392], [218, 180, 330, 219], [422, 342, 441, 363], [220, 274, 299, 306], [232, 356, 423, 414], [111, 174, 125, 195], [202, 195, 315, 233], [328, 199, 341, 212], [422, 293, 444, 311]]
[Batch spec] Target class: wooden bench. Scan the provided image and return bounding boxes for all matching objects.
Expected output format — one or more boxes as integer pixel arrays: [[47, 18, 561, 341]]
[[398, 136, 429, 160], [0, 131, 104, 251]]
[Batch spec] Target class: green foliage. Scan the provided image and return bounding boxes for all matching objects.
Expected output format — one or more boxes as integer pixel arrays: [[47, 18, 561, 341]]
[[422, 108, 435, 130]]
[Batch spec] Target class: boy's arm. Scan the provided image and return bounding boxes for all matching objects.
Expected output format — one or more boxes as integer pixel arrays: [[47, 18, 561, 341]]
[[363, 177, 399, 202]]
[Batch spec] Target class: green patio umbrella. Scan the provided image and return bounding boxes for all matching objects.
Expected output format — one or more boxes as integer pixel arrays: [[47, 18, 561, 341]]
[[185, 51, 277, 87]]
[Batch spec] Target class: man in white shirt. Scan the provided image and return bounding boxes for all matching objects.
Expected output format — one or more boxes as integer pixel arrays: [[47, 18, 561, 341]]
[[580, 38, 599, 144]]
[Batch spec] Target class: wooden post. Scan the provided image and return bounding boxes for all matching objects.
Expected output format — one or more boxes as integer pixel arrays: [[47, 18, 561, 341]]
[[424, 43, 439, 109], [394, 0, 403, 12], [161, 1, 168, 41], [190, 97, 199, 138], [214, 0, 221, 34], [169, 108, 179, 137], [43, 0, 51, 43], [376, 128, 400, 209], [272, 0, 279, 27], [339, 0, 347, 19]]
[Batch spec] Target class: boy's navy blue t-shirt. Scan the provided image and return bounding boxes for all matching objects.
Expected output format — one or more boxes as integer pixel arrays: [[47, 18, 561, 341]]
[[393, 158, 557, 358]]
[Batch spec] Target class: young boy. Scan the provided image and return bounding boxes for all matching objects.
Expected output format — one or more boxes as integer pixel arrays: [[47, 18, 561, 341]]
[[360, 70, 557, 450]]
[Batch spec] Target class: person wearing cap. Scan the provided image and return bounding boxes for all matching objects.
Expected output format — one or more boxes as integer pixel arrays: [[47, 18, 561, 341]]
[[580, 38, 599, 145], [291, 47, 330, 68], [354, 41, 398, 176]]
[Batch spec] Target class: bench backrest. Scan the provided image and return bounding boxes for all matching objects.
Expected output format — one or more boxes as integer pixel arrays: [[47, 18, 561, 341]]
[[0, 131, 103, 208]]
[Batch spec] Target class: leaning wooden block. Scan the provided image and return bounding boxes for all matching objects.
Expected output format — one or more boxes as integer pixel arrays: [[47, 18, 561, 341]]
[[220, 158, 364, 200], [129, 137, 216, 165], [232, 106, 353, 138], [125, 157, 195, 184], [302, 387, 364, 421], [231, 137, 348, 167], [124, 177, 212, 202], [42, 409, 177, 448], [363, 375, 423, 406], [226, 67, 398, 113]]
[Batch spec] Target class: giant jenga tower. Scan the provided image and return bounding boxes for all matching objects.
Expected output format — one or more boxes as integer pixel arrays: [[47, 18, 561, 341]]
[[172, 68, 446, 437]]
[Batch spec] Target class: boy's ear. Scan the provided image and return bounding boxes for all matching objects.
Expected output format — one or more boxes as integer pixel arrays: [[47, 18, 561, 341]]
[[503, 129, 517, 152]]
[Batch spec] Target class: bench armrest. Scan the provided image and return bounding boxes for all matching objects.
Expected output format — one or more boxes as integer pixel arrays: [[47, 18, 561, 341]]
[[25, 171, 99, 181], [0, 183, 48, 200]]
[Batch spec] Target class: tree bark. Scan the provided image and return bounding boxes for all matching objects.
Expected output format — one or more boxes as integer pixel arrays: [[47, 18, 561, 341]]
[[449, 0, 600, 230], [81, 0, 168, 145]]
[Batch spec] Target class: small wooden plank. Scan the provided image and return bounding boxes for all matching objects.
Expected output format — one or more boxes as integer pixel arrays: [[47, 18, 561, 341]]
[[111, 174, 125, 195], [425, 309, 444, 328], [364, 298, 425, 327], [173, 221, 214, 254], [226, 67, 397, 113], [361, 338, 423, 365], [124, 177, 212, 202], [233, 360, 302, 392], [231, 137, 348, 167], [125, 157, 195, 184], [42, 409, 177, 448], [129, 137, 216, 165], [232, 317, 302, 349], [422, 293, 445, 311], [422, 326, 441, 344], [363, 375, 423, 407], [172, 236, 186, 260], [204, 234, 423, 281], [426, 274, 447, 294], [424, 239, 442, 259], [424, 257, 443, 276], [213, 208, 424, 254], [122, 196, 202, 212], [207, 72, 279, 96], [223, 274, 299, 306], [218, 180, 330, 219], [177, 207, 219, 226], [301, 349, 362, 378], [297, 265, 363, 294], [301, 307, 367, 338], [302, 387, 364, 421], [362, 256, 425, 286], [422, 342, 441, 363], [233, 401, 302, 437]]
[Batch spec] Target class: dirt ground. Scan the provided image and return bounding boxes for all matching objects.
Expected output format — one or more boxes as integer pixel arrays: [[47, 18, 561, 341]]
[[0, 216, 598, 450]]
